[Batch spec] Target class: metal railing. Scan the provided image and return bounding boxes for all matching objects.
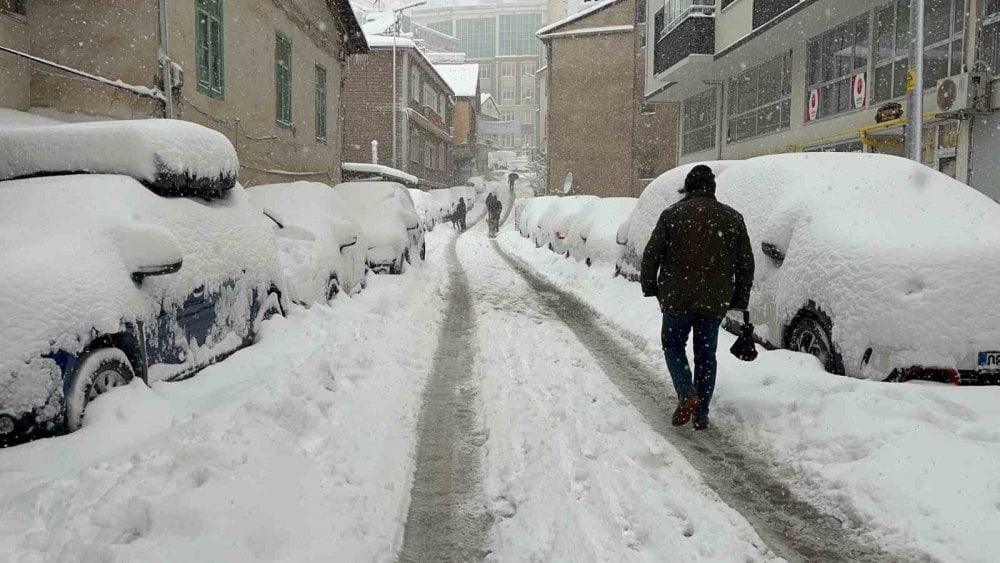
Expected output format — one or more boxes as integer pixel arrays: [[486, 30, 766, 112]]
[[661, 0, 715, 39]]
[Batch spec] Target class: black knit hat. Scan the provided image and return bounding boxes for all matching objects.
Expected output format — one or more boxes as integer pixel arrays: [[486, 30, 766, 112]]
[[679, 164, 716, 194]]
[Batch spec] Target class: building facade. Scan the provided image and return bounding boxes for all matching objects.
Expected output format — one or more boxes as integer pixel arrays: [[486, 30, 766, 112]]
[[0, 0, 366, 187], [645, 0, 1000, 201], [539, 0, 677, 197], [436, 63, 485, 182], [410, 0, 548, 152], [341, 39, 455, 189]]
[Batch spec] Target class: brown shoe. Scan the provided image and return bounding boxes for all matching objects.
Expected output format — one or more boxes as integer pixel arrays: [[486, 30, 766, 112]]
[[672, 395, 701, 427]]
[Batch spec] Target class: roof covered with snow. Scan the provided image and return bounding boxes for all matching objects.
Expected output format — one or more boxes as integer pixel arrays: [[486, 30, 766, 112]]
[[342, 162, 419, 186], [536, 0, 626, 36], [433, 64, 479, 98]]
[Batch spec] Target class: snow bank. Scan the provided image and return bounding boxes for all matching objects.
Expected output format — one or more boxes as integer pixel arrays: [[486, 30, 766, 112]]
[[617, 161, 735, 280], [716, 153, 1000, 377], [0, 228, 453, 560], [498, 230, 1000, 562], [566, 197, 637, 267], [0, 119, 239, 195]]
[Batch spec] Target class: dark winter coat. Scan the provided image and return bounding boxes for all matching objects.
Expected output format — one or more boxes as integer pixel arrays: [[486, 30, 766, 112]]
[[640, 192, 755, 318], [486, 193, 502, 217], [455, 199, 467, 218]]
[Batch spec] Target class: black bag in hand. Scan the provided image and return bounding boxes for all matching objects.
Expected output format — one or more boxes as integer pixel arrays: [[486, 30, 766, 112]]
[[730, 311, 758, 362]]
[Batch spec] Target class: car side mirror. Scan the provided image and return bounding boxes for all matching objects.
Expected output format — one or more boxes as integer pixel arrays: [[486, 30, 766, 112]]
[[761, 241, 786, 266], [114, 223, 184, 284]]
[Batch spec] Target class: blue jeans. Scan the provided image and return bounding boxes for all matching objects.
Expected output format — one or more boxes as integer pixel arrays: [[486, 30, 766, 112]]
[[661, 313, 723, 421]]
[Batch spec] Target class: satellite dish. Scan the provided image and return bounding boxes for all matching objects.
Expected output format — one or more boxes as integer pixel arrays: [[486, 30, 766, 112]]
[[562, 172, 573, 194]]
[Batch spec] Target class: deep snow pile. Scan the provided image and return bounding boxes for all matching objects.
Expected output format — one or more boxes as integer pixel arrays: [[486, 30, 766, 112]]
[[565, 197, 637, 266], [458, 232, 777, 561], [536, 195, 599, 252], [497, 228, 1000, 563], [0, 228, 453, 561], [716, 153, 1000, 376], [0, 119, 239, 188]]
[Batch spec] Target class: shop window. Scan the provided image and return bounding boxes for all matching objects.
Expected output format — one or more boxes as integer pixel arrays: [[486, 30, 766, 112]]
[[805, 15, 869, 120]]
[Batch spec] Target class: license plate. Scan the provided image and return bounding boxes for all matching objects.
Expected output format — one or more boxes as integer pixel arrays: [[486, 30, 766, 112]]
[[977, 352, 1000, 372]]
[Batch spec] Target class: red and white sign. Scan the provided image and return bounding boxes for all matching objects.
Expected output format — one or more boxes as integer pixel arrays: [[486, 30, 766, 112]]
[[851, 73, 867, 109], [806, 88, 820, 122]]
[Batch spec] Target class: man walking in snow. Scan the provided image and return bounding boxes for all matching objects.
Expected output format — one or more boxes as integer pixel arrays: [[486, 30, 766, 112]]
[[508, 172, 519, 192], [640, 165, 754, 431], [455, 197, 467, 232], [486, 192, 503, 237]]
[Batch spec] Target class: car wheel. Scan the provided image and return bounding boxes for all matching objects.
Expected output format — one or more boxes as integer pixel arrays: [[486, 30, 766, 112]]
[[420, 243, 426, 261], [65, 348, 135, 431], [613, 264, 621, 277], [326, 276, 340, 301], [786, 310, 845, 375]]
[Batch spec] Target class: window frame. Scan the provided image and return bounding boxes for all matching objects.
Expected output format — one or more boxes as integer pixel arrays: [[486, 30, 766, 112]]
[[315, 65, 327, 143], [804, 15, 869, 122], [501, 62, 516, 78], [681, 87, 717, 156], [275, 31, 293, 127], [196, 0, 225, 99]]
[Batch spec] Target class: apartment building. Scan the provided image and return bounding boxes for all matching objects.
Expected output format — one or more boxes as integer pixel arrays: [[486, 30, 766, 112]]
[[644, 0, 1000, 200], [410, 0, 548, 152], [539, 0, 677, 197], [0, 0, 367, 187], [435, 63, 486, 181], [341, 37, 455, 189]]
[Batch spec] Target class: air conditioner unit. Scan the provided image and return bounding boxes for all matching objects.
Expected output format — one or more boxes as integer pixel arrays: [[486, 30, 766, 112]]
[[936, 71, 992, 116]]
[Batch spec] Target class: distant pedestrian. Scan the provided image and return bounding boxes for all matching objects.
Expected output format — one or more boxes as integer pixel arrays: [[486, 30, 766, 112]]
[[455, 197, 467, 232], [640, 165, 755, 431], [508, 172, 519, 192], [486, 192, 503, 237]]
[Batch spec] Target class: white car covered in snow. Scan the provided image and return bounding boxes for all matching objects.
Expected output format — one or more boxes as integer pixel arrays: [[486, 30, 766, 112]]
[[565, 197, 637, 267], [517, 196, 558, 242], [0, 119, 286, 445], [536, 195, 599, 254], [407, 188, 437, 230], [333, 181, 425, 274], [616, 161, 735, 280], [247, 182, 368, 305], [715, 153, 1000, 384]]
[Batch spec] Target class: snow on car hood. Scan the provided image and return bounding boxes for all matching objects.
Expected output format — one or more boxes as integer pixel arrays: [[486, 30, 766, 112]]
[[0, 119, 239, 194], [0, 175, 282, 417], [718, 153, 1000, 371]]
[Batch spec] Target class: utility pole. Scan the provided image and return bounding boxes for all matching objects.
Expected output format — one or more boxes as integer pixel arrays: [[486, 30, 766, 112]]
[[391, 0, 427, 168], [905, 0, 925, 162], [158, 0, 174, 119]]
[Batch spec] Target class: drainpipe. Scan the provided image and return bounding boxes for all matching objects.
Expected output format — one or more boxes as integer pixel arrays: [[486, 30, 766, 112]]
[[957, 0, 979, 184], [158, 0, 174, 119], [905, 0, 925, 162]]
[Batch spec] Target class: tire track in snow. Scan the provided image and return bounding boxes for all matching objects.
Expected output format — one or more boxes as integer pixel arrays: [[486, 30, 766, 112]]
[[492, 240, 897, 563], [399, 235, 492, 562]]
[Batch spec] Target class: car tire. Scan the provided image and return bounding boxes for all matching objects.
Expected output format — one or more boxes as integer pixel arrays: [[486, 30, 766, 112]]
[[65, 348, 135, 431], [786, 309, 845, 375], [326, 276, 340, 301]]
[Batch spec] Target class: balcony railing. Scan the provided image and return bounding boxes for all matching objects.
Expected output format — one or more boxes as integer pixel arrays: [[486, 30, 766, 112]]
[[661, 0, 715, 39], [654, 8, 715, 75], [751, 0, 801, 30]]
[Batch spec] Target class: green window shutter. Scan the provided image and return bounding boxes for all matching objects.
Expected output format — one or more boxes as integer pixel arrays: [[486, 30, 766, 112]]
[[275, 32, 292, 125], [315, 65, 327, 141], [195, 0, 224, 98]]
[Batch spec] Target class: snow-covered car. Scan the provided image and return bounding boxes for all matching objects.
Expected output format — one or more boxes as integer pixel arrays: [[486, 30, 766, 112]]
[[716, 153, 1000, 384], [616, 161, 736, 280], [565, 197, 637, 267], [517, 196, 558, 241], [0, 120, 286, 445], [408, 188, 437, 230], [536, 195, 599, 254], [247, 182, 368, 305], [333, 181, 425, 274], [428, 188, 455, 223]]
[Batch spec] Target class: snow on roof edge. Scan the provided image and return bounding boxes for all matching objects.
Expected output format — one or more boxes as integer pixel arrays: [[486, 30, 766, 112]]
[[535, 0, 626, 36], [342, 162, 419, 185], [538, 24, 633, 39]]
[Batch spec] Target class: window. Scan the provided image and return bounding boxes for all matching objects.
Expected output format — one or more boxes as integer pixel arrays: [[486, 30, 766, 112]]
[[805, 15, 868, 120], [523, 111, 534, 124], [872, 0, 966, 104], [503, 134, 514, 147], [196, 0, 224, 98], [502, 89, 515, 102], [983, 0, 1000, 73], [455, 18, 496, 59], [501, 62, 516, 78], [315, 65, 327, 142], [427, 20, 453, 35], [424, 142, 433, 169], [411, 130, 421, 162], [275, 32, 292, 126], [638, 0, 647, 23], [521, 61, 537, 76], [499, 13, 543, 56], [682, 88, 716, 155], [411, 66, 420, 102], [3, 0, 27, 16], [503, 111, 514, 122], [439, 94, 446, 117], [480, 65, 493, 79], [728, 52, 792, 142], [440, 142, 447, 170], [522, 86, 534, 102]]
